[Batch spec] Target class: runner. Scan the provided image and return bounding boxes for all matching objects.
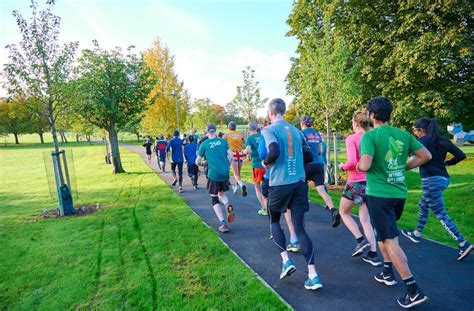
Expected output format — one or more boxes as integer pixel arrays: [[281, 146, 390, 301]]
[[261, 98, 322, 290], [242, 121, 266, 215], [142, 137, 153, 163], [184, 135, 199, 189], [338, 110, 381, 266], [300, 116, 340, 227], [400, 117, 471, 261], [358, 96, 431, 308], [155, 136, 168, 172], [224, 121, 247, 197], [166, 130, 184, 193], [196, 123, 235, 233], [259, 132, 301, 253]]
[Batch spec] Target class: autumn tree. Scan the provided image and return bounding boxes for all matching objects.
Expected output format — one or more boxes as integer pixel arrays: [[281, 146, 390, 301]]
[[226, 66, 268, 121], [74, 42, 151, 173], [141, 38, 190, 135], [0, 99, 29, 144]]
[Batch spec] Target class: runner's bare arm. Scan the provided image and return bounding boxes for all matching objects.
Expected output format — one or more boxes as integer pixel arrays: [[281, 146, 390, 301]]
[[196, 155, 202, 166], [227, 149, 233, 163], [357, 154, 372, 172], [242, 145, 251, 155], [406, 146, 431, 170]]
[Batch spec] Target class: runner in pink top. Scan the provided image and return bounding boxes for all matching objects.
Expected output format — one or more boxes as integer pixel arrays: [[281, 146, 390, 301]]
[[338, 110, 381, 266]]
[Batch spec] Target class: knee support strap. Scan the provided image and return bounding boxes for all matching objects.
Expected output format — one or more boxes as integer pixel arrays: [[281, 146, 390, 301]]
[[211, 195, 219, 205]]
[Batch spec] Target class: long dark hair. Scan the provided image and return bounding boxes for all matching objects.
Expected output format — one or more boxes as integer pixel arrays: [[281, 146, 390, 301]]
[[414, 117, 447, 147]]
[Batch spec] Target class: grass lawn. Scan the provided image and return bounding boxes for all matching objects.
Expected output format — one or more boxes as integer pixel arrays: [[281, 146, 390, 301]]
[[0, 143, 288, 310], [240, 149, 474, 248]]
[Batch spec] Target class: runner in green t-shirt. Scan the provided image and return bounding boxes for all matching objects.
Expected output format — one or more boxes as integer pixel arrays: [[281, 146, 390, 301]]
[[357, 96, 431, 309], [243, 121, 267, 216], [196, 123, 235, 233]]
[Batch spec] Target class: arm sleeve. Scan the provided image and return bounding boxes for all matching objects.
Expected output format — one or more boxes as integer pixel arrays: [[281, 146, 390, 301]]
[[266, 142, 280, 165], [445, 140, 466, 166], [341, 136, 358, 171], [302, 135, 313, 164], [359, 132, 374, 156]]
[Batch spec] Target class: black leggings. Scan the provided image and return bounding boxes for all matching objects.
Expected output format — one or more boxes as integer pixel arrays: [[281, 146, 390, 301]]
[[269, 207, 314, 265], [187, 164, 199, 186], [171, 162, 183, 186]]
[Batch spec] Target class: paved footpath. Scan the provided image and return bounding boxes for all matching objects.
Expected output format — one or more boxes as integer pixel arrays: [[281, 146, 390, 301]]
[[125, 144, 473, 311]]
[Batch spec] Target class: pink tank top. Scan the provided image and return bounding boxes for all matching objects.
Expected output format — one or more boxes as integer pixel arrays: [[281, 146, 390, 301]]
[[340, 132, 366, 182]]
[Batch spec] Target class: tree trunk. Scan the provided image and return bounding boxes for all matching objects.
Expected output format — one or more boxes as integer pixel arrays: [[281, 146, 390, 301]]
[[48, 106, 64, 185], [39, 132, 44, 144], [325, 111, 330, 164], [108, 127, 125, 174], [76, 134, 80, 144], [60, 131, 68, 143], [13, 133, 19, 144], [86, 134, 92, 145], [136, 132, 140, 142]]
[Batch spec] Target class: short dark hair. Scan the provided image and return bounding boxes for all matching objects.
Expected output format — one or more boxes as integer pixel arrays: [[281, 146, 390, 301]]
[[269, 98, 286, 115], [188, 135, 194, 142], [366, 96, 393, 122], [228, 121, 237, 130]]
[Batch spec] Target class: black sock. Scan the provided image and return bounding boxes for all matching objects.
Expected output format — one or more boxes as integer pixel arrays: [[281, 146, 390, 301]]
[[383, 262, 393, 275], [403, 276, 419, 295], [368, 251, 377, 258], [356, 236, 364, 243]]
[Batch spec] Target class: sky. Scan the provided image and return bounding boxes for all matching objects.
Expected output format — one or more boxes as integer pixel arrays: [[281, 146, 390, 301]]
[[0, 0, 297, 116]]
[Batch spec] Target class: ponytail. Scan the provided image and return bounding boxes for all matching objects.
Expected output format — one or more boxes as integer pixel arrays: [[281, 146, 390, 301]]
[[414, 117, 444, 147]]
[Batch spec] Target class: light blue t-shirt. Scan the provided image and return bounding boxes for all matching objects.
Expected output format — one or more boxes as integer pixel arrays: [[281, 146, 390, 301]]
[[261, 120, 306, 186], [302, 128, 324, 165], [258, 135, 270, 179]]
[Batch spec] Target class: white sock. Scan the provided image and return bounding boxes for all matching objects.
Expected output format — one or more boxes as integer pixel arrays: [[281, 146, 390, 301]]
[[290, 234, 298, 243], [280, 251, 289, 263], [308, 271, 318, 279], [218, 194, 229, 206], [238, 181, 243, 187]]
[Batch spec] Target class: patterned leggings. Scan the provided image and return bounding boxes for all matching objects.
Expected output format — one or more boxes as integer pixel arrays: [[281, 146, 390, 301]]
[[416, 176, 465, 243]]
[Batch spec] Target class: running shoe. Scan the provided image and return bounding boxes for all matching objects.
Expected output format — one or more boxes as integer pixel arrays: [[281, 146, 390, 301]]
[[218, 224, 229, 233], [401, 229, 421, 243], [397, 289, 428, 309], [304, 275, 323, 290], [352, 238, 370, 257], [362, 254, 383, 266], [279, 259, 296, 279], [226, 204, 235, 223], [374, 272, 397, 286], [331, 209, 341, 227], [457, 242, 473, 261], [178, 186, 183, 193], [171, 179, 177, 186], [232, 184, 239, 195], [241, 184, 247, 197], [257, 208, 268, 216], [287, 241, 302, 252], [193, 185, 198, 190]]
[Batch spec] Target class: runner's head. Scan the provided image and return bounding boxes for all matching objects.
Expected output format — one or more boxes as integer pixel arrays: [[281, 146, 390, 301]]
[[352, 109, 370, 132], [267, 98, 286, 122], [188, 135, 194, 143], [248, 121, 258, 133], [160, 135, 164, 140], [218, 132, 224, 138], [414, 117, 441, 145], [206, 123, 217, 138], [300, 115, 313, 129], [366, 96, 392, 123], [228, 121, 237, 131], [173, 130, 180, 137]]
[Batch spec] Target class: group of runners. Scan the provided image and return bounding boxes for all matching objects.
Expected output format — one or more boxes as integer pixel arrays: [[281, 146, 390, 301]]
[[144, 96, 471, 309]]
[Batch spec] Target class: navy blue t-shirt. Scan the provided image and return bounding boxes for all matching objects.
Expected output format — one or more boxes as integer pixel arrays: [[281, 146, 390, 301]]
[[184, 142, 198, 165], [166, 137, 184, 163], [418, 136, 466, 178], [302, 128, 324, 165]]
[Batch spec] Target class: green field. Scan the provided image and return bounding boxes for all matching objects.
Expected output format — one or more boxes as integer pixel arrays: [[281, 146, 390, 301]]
[[240, 148, 474, 248], [0, 143, 287, 310]]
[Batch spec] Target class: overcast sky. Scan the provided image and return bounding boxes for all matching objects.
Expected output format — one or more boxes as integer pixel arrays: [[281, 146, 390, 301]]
[[0, 0, 297, 115]]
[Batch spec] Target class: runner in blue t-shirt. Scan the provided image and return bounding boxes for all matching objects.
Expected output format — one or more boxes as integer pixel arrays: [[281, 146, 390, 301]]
[[300, 115, 340, 227], [261, 98, 322, 290], [166, 130, 184, 193], [184, 135, 199, 189]]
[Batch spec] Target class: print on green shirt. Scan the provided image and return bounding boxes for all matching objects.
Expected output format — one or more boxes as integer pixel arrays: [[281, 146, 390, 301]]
[[385, 137, 405, 184]]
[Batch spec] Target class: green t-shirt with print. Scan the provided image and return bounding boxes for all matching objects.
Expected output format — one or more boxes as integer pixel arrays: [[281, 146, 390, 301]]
[[198, 137, 230, 182], [359, 125, 423, 199], [245, 133, 264, 169]]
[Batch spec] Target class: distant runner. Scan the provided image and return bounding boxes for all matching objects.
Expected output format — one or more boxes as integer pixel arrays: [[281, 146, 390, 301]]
[[196, 123, 235, 233], [224, 121, 247, 197], [184, 135, 199, 189], [154, 136, 168, 172], [142, 137, 153, 163], [166, 130, 184, 193]]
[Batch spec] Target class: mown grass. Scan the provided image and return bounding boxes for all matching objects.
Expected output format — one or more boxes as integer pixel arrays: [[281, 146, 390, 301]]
[[0, 144, 288, 310], [240, 147, 474, 248]]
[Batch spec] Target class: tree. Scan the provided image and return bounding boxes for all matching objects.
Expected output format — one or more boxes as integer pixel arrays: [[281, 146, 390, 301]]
[[2, 0, 78, 152], [209, 104, 226, 125], [74, 41, 151, 173], [141, 38, 190, 135], [190, 98, 217, 131], [226, 66, 268, 121], [24, 97, 50, 144], [0, 99, 29, 144]]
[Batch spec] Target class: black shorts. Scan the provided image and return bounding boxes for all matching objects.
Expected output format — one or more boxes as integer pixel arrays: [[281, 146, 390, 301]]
[[367, 195, 405, 242], [268, 180, 309, 213], [262, 178, 270, 198], [305, 163, 325, 186], [207, 179, 230, 195]]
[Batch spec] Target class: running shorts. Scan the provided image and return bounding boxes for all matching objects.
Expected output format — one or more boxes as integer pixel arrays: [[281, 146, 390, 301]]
[[252, 168, 266, 183], [207, 178, 230, 195], [367, 195, 405, 242], [342, 181, 367, 205], [304, 163, 325, 186], [232, 151, 245, 163], [268, 180, 309, 213]]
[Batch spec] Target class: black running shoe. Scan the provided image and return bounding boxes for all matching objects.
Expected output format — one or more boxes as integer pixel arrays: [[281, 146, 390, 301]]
[[397, 289, 428, 309], [171, 179, 177, 186], [331, 209, 341, 228], [241, 184, 247, 197], [362, 254, 383, 266], [457, 242, 473, 261], [374, 272, 397, 286], [352, 239, 370, 257]]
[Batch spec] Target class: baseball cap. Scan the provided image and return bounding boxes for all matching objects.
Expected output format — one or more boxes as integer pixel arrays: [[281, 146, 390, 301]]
[[206, 123, 217, 133]]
